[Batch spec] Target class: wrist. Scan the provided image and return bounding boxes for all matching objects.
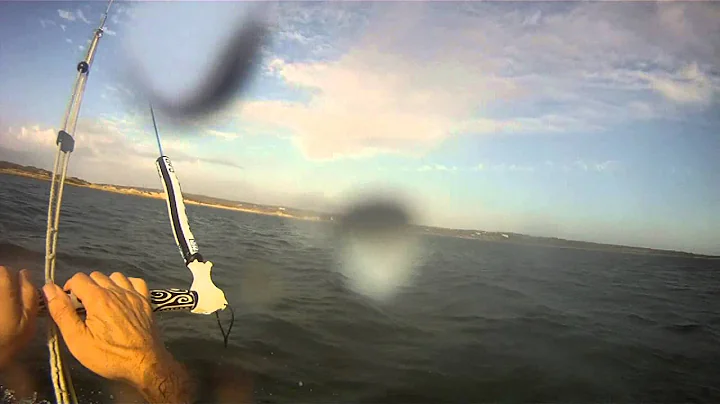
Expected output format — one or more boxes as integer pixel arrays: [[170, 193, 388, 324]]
[[130, 348, 195, 404]]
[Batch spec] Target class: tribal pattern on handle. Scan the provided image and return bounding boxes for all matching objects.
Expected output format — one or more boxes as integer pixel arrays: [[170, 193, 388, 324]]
[[150, 288, 199, 312], [37, 288, 199, 315]]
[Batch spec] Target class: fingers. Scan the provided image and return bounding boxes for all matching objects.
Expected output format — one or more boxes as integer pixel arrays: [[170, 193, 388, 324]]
[[0, 265, 10, 287], [43, 283, 86, 342], [19, 269, 39, 321], [63, 272, 102, 302], [129, 277, 150, 298], [0, 265, 19, 304], [89, 271, 115, 289], [110, 272, 134, 291]]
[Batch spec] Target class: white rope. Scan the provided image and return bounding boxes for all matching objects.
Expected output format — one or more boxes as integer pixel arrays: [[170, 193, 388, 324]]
[[44, 2, 114, 403]]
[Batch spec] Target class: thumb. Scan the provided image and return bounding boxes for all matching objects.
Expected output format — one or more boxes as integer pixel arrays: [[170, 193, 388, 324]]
[[43, 283, 86, 342]]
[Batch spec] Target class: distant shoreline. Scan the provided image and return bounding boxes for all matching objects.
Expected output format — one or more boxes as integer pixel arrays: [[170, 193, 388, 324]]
[[0, 167, 322, 221], [1, 162, 716, 259]]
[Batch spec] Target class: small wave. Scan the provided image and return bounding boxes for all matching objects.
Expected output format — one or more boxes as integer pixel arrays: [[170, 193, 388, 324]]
[[0, 241, 162, 281], [665, 323, 703, 334], [626, 313, 659, 326]]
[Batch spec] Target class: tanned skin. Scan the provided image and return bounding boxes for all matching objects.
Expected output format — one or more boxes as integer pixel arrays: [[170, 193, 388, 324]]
[[0, 266, 195, 403]]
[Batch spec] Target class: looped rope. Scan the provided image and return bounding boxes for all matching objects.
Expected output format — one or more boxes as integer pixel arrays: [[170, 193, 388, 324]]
[[215, 303, 235, 348]]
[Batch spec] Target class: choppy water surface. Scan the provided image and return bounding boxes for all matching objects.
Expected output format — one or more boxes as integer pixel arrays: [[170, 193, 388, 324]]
[[1, 174, 719, 403]]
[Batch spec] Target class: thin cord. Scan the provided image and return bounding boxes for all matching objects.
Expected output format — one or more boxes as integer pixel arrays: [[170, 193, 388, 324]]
[[150, 103, 164, 156], [214, 304, 235, 348]]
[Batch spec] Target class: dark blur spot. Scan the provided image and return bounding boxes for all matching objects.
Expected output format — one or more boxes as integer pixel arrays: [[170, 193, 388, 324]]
[[337, 199, 411, 235], [129, 9, 270, 122]]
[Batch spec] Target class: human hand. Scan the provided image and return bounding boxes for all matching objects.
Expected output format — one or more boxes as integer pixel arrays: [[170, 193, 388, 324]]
[[43, 272, 194, 402], [0, 266, 38, 369]]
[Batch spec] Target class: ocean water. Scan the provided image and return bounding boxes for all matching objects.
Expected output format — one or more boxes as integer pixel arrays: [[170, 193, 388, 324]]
[[0, 173, 719, 403]]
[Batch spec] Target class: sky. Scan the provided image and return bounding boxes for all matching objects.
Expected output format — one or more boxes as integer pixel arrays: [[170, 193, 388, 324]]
[[0, 1, 719, 255]]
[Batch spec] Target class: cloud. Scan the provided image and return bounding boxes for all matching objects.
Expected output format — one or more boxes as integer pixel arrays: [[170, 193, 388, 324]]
[[76, 10, 91, 24], [60, 24, 67, 32], [573, 160, 589, 171], [410, 161, 618, 174], [213, 1, 719, 160], [593, 160, 622, 172], [205, 129, 240, 140], [39, 19, 57, 29], [506, 164, 535, 173], [489, 163, 536, 173], [642, 63, 717, 105], [414, 164, 459, 173], [0, 117, 243, 180], [104, 28, 117, 36], [235, 53, 522, 160], [57, 9, 75, 21], [1, 126, 56, 151], [65, 38, 73, 44], [523, 10, 542, 26], [568, 160, 624, 173], [57, 8, 92, 24]]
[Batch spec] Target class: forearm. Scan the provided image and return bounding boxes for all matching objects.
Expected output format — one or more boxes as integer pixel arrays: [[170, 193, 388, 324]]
[[133, 353, 196, 404]]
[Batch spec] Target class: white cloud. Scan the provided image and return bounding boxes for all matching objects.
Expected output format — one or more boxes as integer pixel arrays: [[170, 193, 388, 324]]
[[205, 129, 239, 140], [1, 126, 56, 151], [60, 24, 67, 32], [39, 19, 56, 29], [415, 164, 457, 172], [523, 10, 542, 26], [236, 53, 523, 160], [593, 160, 621, 172], [507, 164, 535, 173], [57, 9, 75, 21], [277, 30, 311, 45], [573, 160, 589, 172], [0, 117, 238, 178], [104, 28, 117, 36], [410, 161, 618, 174], [488, 163, 536, 173], [642, 63, 717, 105], [76, 10, 91, 24], [220, 2, 719, 160], [65, 38, 73, 44]]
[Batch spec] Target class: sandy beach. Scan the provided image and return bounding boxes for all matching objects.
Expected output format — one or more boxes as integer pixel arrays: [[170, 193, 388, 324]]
[[0, 168, 322, 222]]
